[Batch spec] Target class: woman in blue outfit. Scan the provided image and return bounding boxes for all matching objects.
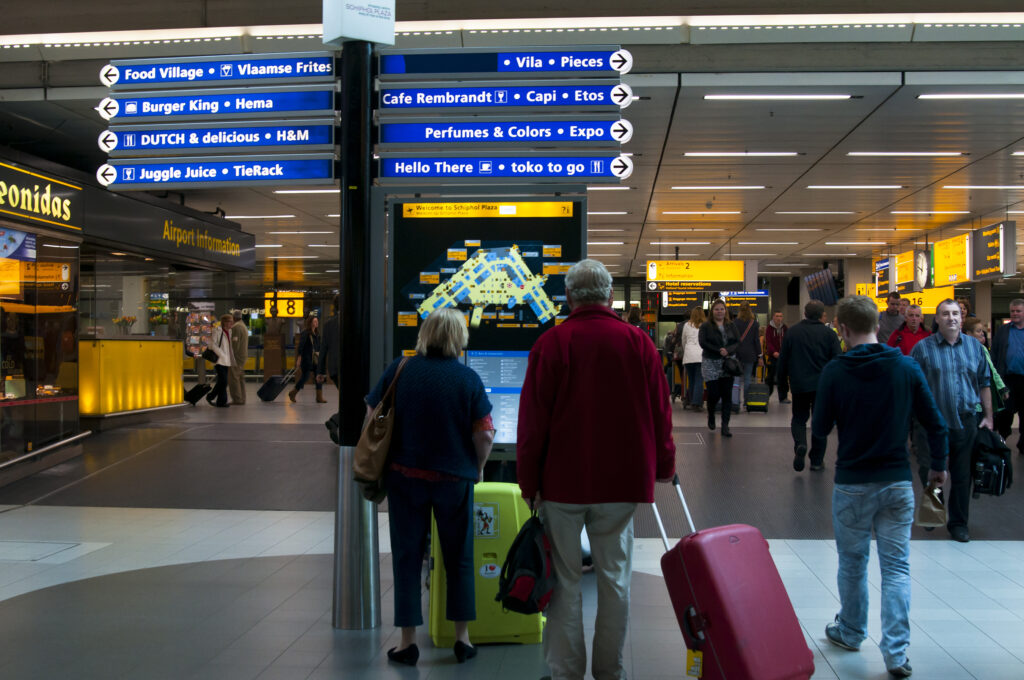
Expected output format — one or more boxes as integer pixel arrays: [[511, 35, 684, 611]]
[[365, 308, 495, 667]]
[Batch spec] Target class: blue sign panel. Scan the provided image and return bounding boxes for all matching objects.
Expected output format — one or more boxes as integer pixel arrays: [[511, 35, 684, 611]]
[[379, 49, 630, 76], [103, 123, 333, 155], [378, 119, 631, 145], [379, 83, 631, 110], [98, 156, 334, 189], [105, 53, 334, 88], [379, 155, 632, 181], [99, 88, 334, 122]]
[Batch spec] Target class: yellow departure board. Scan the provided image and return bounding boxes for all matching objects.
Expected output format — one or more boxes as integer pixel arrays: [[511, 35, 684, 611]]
[[876, 286, 954, 314], [932, 234, 969, 285], [646, 260, 744, 283], [894, 250, 914, 286], [402, 202, 574, 218], [264, 291, 304, 318]]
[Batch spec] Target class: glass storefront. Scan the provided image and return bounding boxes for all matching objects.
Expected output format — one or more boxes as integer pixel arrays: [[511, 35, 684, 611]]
[[0, 221, 80, 461]]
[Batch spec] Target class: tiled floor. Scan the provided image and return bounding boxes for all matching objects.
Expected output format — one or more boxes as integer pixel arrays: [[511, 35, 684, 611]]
[[0, 383, 1021, 678]]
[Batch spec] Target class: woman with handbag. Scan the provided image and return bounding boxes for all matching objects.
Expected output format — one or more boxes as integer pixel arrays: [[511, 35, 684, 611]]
[[288, 314, 325, 403], [734, 303, 763, 400], [364, 307, 494, 666], [698, 299, 740, 436]]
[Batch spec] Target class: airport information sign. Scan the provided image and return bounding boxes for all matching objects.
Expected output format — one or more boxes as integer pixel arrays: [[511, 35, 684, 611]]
[[96, 155, 335, 190], [97, 88, 335, 122], [379, 83, 632, 110], [971, 221, 1016, 281], [99, 121, 333, 156], [379, 155, 632, 181], [379, 49, 632, 77], [102, 53, 335, 89], [932, 233, 970, 285], [378, 119, 631, 145]]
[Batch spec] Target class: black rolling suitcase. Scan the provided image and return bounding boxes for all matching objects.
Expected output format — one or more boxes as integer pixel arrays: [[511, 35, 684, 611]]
[[184, 379, 212, 405], [745, 382, 770, 412], [257, 368, 296, 402]]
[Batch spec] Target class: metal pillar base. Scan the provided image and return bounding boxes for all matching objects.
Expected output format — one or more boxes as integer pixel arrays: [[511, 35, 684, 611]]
[[332, 446, 381, 630]]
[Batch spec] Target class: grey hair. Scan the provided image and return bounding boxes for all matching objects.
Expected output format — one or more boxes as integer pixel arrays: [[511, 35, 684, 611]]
[[1010, 298, 1024, 309], [565, 259, 613, 304], [232, 310, 243, 321], [906, 304, 922, 314]]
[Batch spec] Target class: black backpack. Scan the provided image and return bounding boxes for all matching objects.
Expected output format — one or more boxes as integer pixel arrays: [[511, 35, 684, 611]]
[[495, 514, 555, 614], [972, 427, 1013, 498]]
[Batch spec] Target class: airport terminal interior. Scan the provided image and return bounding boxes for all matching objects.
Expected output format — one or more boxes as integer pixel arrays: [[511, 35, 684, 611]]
[[3, 2, 1024, 678]]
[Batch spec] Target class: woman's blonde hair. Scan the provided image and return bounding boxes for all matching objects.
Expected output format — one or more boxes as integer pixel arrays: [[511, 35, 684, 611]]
[[415, 308, 469, 358], [689, 306, 705, 327], [737, 302, 754, 322]]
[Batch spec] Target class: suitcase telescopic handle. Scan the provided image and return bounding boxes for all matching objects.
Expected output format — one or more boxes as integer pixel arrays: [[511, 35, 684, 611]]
[[651, 474, 699, 553], [673, 474, 698, 535]]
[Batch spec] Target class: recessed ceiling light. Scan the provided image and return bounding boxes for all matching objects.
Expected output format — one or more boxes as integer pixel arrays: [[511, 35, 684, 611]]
[[254, 244, 283, 248], [587, 241, 625, 245], [325, 269, 340, 273], [803, 253, 858, 256], [757, 271, 793, 275], [1013, 152, 1024, 156], [587, 228, 626, 232], [225, 214, 296, 219], [847, 152, 962, 157], [661, 211, 742, 215], [808, 185, 904, 190], [683, 152, 798, 157], [325, 213, 341, 218], [762, 263, 807, 267], [944, 185, 1024, 190], [721, 253, 776, 256], [827, 241, 886, 245], [268, 231, 333, 234], [738, 241, 799, 245], [891, 211, 970, 215], [307, 244, 340, 247], [704, 94, 851, 101], [648, 241, 712, 245], [110, 252, 126, 256], [757, 228, 823, 231], [267, 255, 319, 259], [671, 185, 765, 190], [587, 186, 632, 191], [855, 228, 918, 232], [274, 189, 340, 194], [43, 244, 79, 249], [775, 211, 854, 215], [587, 211, 629, 215], [918, 93, 1024, 100]]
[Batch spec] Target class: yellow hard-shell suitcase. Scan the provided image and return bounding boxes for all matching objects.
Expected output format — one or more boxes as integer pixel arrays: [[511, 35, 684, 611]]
[[428, 481, 545, 646]]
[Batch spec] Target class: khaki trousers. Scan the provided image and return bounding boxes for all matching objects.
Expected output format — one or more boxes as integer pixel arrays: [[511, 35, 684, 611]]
[[228, 364, 246, 404], [539, 500, 637, 680]]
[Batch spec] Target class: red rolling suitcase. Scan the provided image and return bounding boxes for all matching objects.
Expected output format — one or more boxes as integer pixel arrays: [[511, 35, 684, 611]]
[[652, 476, 814, 680]]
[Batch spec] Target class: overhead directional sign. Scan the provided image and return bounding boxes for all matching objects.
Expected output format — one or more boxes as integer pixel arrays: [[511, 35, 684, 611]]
[[379, 48, 632, 77], [99, 121, 334, 156], [379, 154, 632, 181], [102, 52, 335, 89], [378, 118, 632, 145], [96, 154, 335, 190], [971, 220, 1016, 281], [379, 83, 633, 110], [95, 87, 335, 122]]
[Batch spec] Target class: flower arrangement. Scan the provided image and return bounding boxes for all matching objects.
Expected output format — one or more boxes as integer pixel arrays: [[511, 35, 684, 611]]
[[113, 315, 137, 334]]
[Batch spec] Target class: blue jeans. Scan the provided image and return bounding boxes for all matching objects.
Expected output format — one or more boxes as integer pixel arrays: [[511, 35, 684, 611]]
[[741, 361, 755, 393], [832, 481, 915, 669], [684, 363, 702, 405]]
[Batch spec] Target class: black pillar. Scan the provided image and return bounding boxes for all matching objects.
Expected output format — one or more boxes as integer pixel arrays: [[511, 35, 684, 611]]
[[338, 41, 374, 443]]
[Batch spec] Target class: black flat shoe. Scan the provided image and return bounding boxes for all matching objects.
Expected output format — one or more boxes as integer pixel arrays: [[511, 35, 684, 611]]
[[721, 427, 732, 437], [453, 640, 477, 663], [707, 414, 716, 431], [387, 644, 419, 666]]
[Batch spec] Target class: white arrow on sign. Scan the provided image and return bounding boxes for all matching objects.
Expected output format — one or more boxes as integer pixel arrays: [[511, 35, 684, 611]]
[[99, 64, 120, 87], [611, 83, 634, 109], [96, 164, 117, 187], [97, 130, 118, 153], [609, 49, 633, 75], [611, 119, 634, 143], [610, 154, 633, 180], [95, 98, 120, 121]]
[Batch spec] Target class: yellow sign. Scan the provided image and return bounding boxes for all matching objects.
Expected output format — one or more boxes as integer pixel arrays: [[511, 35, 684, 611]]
[[397, 312, 419, 327], [419, 272, 440, 285], [894, 250, 915, 285], [855, 283, 869, 296], [543, 263, 572, 275], [933, 234, 969, 285], [876, 287, 954, 314], [264, 291, 304, 318], [447, 248, 468, 261], [403, 202, 574, 219], [646, 260, 744, 283], [543, 245, 562, 258]]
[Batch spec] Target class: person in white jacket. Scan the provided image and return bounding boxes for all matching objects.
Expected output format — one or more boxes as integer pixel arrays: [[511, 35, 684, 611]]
[[681, 306, 705, 410], [206, 314, 234, 407]]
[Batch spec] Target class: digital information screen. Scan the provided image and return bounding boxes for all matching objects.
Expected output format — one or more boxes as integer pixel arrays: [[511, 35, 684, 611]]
[[465, 350, 529, 445]]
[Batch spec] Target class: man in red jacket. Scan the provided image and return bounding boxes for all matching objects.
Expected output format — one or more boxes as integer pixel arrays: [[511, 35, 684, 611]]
[[765, 310, 790, 403], [886, 304, 930, 356], [517, 259, 675, 680]]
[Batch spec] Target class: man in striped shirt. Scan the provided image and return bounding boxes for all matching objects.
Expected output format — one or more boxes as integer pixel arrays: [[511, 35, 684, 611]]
[[910, 299, 994, 543]]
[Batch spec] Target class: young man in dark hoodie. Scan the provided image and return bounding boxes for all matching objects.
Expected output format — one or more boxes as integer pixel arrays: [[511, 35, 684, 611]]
[[812, 295, 948, 679]]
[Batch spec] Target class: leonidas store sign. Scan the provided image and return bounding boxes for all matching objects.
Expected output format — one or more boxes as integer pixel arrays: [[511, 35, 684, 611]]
[[0, 160, 84, 232]]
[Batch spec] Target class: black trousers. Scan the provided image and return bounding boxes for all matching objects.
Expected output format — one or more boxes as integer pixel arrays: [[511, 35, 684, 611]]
[[208, 364, 229, 406], [913, 412, 978, 530], [995, 373, 1024, 451], [766, 357, 788, 401], [387, 471, 476, 627], [791, 391, 827, 463], [706, 375, 734, 425]]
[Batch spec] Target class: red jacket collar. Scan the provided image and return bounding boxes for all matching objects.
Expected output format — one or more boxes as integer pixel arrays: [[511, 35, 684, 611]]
[[566, 304, 621, 321]]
